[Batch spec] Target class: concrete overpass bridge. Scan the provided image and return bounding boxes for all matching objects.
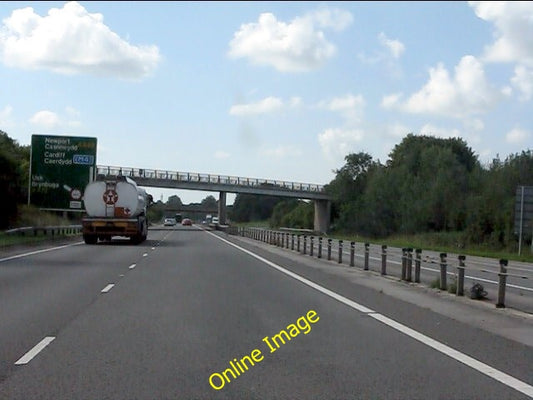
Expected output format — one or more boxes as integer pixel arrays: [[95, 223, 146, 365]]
[[96, 165, 332, 232]]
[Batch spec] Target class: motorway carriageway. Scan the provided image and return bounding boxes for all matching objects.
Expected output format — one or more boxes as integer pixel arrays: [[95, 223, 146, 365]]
[[0, 226, 532, 399]]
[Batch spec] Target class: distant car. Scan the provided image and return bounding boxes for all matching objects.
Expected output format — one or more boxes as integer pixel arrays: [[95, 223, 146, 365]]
[[182, 218, 192, 226], [164, 217, 176, 226], [212, 217, 219, 225]]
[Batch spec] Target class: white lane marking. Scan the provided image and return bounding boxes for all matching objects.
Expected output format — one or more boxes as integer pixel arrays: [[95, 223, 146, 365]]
[[0, 242, 83, 263], [206, 231, 533, 398], [129, 264, 136, 269], [15, 336, 55, 365], [151, 247, 156, 250], [369, 313, 533, 398], [206, 231, 373, 313], [143, 253, 148, 257], [101, 284, 115, 293]]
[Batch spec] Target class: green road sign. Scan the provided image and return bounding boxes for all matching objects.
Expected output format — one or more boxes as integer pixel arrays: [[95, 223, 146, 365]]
[[29, 134, 97, 211]]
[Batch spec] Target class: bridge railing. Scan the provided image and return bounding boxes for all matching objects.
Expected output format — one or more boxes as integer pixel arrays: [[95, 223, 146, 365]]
[[96, 166, 326, 193]]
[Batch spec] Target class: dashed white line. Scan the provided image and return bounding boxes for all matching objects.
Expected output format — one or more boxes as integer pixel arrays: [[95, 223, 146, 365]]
[[143, 253, 148, 257], [15, 336, 55, 365], [101, 284, 115, 293], [129, 264, 136, 269], [206, 231, 533, 399]]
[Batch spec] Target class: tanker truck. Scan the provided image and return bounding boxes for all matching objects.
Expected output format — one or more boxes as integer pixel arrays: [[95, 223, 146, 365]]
[[82, 175, 151, 244]]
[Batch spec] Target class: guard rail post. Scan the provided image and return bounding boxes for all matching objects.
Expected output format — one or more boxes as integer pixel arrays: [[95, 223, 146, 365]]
[[327, 239, 332, 260], [401, 248, 407, 280], [297, 235, 301, 253], [338, 240, 343, 264], [439, 253, 447, 291], [303, 235, 307, 254], [406, 248, 413, 282], [364, 243, 370, 271], [310, 237, 314, 257], [415, 249, 422, 283], [381, 245, 387, 275], [286, 233, 290, 249], [350, 242, 355, 267], [318, 237, 323, 259], [457, 255, 466, 296], [291, 234, 295, 251], [496, 259, 508, 308]]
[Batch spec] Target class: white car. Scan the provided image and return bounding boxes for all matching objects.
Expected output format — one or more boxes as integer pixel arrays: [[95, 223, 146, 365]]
[[163, 217, 176, 226], [212, 217, 219, 225]]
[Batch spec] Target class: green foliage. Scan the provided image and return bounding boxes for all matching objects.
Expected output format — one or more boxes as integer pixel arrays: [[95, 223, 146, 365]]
[[278, 201, 313, 229], [270, 199, 300, 228], [0, 131, 30, 229], [200, 195, 217, 209], [328, 134, 532, 252], [231, 191, 284, 222], [147, 200, 165, 224]]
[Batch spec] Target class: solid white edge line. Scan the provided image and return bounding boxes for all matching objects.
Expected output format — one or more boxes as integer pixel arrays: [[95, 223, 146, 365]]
[[15, 336, 55, 365], [0, 242, 83, 263], [369, 313, 533, 398], [206, 231, 374, 313], [205, 230, 533, 398], [101, 283, 115, 293]]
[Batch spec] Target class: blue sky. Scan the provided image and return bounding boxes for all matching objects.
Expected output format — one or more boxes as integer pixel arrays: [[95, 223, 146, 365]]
[[1, 1, 532, 204]]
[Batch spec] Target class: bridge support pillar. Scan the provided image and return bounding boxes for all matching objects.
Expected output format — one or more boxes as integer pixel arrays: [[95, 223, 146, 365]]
[[314, 200, 330, 234], [218, 191, 227, 225]]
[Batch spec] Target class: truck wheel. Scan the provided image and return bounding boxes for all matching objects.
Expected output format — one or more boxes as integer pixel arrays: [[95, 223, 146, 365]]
[[83, 234, 97, 245], [130, 235, 141, 245]]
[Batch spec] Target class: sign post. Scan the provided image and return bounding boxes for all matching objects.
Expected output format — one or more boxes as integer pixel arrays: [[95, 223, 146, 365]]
[[515, 185, 533, 255], [29, 135, 97, 212]]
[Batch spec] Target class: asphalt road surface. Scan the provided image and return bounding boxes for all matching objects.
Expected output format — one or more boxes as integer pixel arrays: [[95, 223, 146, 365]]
[[0, 226, 532, 399]]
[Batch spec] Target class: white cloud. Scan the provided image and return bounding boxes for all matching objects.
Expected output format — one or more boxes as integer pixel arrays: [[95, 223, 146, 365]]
[[0, 105, 14, 128], [214, 150, 230, 159], [506, 127, 530, 144], [30, 110, 60, 129], [319, 94, 365, 124], [463, 118, 485, 132], [511, 65, 533, 101], [318, 127, 364, 160], [378, 32, 405, 59], [381, 93, 403, 109], [469, 1, 533, 67], [386, 122, 412, 138], [228, 8, 352, 72], [419, 123, 461, 139], [229, 97, 284, 116], [309, 8, 353, 31], [396, 55, 504, 118], [289, 97, 303, 108], [0, 2, 160, 79], [261, 145, 302, 158], [29, 107, 82, 129]]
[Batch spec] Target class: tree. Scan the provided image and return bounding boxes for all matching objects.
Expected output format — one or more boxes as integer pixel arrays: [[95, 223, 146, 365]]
[[231, 193, 284, 222], [201, 195, 218, 210], [166, 195, 182, 208], [0, 131, 30, 228]]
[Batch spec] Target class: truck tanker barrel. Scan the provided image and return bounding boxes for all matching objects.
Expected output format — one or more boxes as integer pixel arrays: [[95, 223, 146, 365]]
[[84, 176, 148, 218], [82, 175, 150, 244]]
